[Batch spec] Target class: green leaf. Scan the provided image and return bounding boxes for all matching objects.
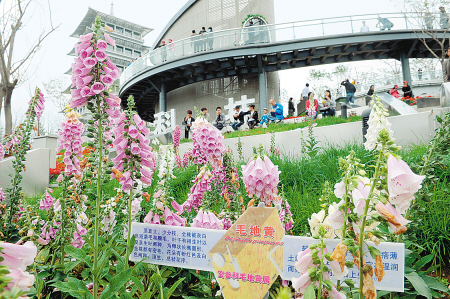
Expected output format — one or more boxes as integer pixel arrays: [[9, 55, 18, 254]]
[[413, 254, 433, 271], [130, 275, 145, 293], [405, 272, 432, 299], [304, 283, 316, 299], [120, 293, 133, 299], [151, 273, 163, 285], [164, 277, 185, 299], [367, 246, 381, 259], [421, 275, 450, 293], [64, 245, 90, 265], [99, 268, 132, 299], [376, 290, 390, 298]]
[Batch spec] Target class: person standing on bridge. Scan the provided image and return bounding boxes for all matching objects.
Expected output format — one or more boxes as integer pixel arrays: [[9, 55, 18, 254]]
[[207, 27, 214, 50], [160, 40, 167, 63], [199, 27, 207, 51], [341, 79, 356, 104], [360, 21, 369, 32], [440, 7, 449, 29], [301, 83, 310, 102], [191, 30, 198, 53]]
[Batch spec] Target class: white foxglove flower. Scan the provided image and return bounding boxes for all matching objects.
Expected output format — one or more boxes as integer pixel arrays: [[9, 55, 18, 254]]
[[364, 96, 395, 151]]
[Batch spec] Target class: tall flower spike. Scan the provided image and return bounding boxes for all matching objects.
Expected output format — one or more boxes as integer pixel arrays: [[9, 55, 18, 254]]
[[364, 95, 395, 151]]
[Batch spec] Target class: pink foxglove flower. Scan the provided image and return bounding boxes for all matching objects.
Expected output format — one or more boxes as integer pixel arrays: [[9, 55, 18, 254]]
[[111, 110, 156, 193], [172, 166, 211, 213], [173, 125, 181, 148], [163, 207, 186, 226], [191, 210, 222, 230], [27, 91, 45, 119], [56, 110, 84, 177], [387, 155, 425, 214], [292, 247, 330, 294], [0, 241, 37, 292], [39, 189, 55, 211], [97, 40, 108, 51], [241, 156, 280, 205], [104, 33, 116, 46], [144, 211, 161, 224], [375, 202, 411, 235], [191, 119, 225, 167]]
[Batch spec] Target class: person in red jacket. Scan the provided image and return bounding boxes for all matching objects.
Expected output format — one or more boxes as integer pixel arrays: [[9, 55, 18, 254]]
[[305, 92, 319, 119]]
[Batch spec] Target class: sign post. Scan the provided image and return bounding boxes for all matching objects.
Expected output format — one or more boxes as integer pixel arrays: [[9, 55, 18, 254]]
[[130, 207, 405, 298]]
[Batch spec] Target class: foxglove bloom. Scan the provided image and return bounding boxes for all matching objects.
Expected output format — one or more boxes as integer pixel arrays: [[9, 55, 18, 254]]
[[71, 224, 87, 248], [291, 247, 330, 294], [27, 91, 45, 119], [173, 125, 181, 148], [241, 156, 280, 205], [144, 211, 161, 224], [39, 189, 55, 211], [387, 155, 425, 214], [0, 241, 37, 292], [111, 110, 156, 193], [70, 28, 121, 109], [191, 210, 222, 230], [163, 207, 186, 226], [375, 202, 411, 235], [172, 166, 212, 213], [56, 110, 84, 178], [364, 96, 395, 151], [308, 210, 335, 239], [191, 119, 225, 167]]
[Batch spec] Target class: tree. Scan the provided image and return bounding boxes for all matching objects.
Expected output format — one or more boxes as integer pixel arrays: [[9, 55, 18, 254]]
[[43, 77, 71, 112], [397, 0, 450, 77], [0, 0, 59, 134]]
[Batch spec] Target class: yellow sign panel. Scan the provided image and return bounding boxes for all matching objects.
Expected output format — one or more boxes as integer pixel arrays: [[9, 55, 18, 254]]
[[208, 207, 284, 299]]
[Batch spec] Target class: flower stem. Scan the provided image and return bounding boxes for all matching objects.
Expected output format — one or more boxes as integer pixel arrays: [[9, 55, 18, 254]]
[[126, 161, 135, 264], [93, 97, 103, 299], [358, 149, 384, 298], [337, 183, 350, 289], [318, 237, 325, 299], [60, 179, 67, 266]]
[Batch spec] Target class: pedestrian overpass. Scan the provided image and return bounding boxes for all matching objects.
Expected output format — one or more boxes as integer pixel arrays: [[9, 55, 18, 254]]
[[119, 12, 449, 121]]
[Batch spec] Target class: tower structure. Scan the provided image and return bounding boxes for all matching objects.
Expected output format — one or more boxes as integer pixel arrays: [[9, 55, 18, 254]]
[[66, 7, 153, 121], [67, 7, 153, 94]]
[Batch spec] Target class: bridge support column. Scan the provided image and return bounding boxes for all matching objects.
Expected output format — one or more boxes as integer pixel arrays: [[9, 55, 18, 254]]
[[159, 81, 167, 113], [258, 55, 268, 114], [400, 53, 412, 85]]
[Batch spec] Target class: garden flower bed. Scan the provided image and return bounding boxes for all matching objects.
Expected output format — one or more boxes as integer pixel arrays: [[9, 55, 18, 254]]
[[1, 18, 449, 299]]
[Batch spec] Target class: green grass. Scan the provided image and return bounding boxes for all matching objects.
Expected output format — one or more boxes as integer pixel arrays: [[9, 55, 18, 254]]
[[180, 116, 362, 143]]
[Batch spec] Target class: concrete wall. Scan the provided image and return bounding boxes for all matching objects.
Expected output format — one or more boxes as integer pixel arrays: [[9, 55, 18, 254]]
[[33, 135, 58, 168], [178, 108, 450, 159], [0, 149, 50, 195]]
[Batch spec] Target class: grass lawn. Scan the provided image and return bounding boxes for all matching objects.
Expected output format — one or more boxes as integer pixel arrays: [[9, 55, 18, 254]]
[[180, 116, 362, 143]]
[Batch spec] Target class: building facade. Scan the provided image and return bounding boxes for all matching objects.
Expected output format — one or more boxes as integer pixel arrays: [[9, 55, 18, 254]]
[[152, 0, 279, 126], [67, 6, 153, 94], [67, 5, 153, 121]]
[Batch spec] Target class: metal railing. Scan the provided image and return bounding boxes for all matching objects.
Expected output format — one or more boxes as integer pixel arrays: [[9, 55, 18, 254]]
[[356, 70, 443, 94], [120, 12, 449, 88]]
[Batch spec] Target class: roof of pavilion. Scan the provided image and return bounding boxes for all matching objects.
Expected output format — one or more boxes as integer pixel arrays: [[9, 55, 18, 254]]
[[70, 7, 154, 38]]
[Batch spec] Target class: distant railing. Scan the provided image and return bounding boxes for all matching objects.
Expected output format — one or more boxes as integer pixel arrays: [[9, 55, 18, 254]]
[[356, 70, 443, 94], [120, 12, 449, 88]]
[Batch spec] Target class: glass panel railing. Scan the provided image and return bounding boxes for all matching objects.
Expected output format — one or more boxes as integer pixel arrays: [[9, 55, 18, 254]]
[[120, 13, 445, 89]]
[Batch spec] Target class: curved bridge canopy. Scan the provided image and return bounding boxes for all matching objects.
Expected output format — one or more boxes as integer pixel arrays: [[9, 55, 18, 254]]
[[119, 13, 449, 121]]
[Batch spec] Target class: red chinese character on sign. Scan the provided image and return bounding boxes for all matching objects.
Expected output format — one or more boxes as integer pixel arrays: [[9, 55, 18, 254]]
[[249, 225, 261, 237], [262, 275, 270, 284], [236, 224, 246, 236], [255, 275, 262, 283], [247, 274, 255, 282], [263, 226, 275, 238], [218, 271, 224, 278], [232, 272, 240, 280], [225, 271, 232, 279], [240, 273, 247, 282]]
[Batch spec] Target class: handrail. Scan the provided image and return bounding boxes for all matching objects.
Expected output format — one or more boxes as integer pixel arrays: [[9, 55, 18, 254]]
[[120, 12, 448, 89]]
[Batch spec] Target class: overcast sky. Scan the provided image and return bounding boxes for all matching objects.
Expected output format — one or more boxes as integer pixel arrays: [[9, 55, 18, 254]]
[[2, 0, 404, 127]]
